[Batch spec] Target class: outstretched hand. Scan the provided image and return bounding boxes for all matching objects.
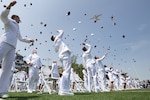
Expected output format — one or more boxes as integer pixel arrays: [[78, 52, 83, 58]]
[[105, 52, 109, 56], [10, 1, 17, 6], [6, 1, 17, 9], [56, 30, 63, 33], [30, 39, 34, 43], [29, 39, 34, 46]]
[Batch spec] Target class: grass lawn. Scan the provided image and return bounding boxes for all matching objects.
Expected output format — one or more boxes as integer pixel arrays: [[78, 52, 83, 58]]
[[4, 89, 150, 100]]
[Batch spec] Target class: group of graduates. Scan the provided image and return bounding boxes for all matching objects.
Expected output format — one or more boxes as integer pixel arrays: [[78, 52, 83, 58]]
[[0, 1, 143, 99], [80, 42, 142, 93], [82, 64, 142, 93], [9, 56, 60, 93], [8, 54, 142, 94]]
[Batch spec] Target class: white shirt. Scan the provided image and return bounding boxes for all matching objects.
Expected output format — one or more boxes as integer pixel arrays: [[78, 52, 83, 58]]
[[53, 30, 71, 59], [0, 9, 31, 48], [82, 43, 95, 67], [51, 62, 59, 77], [26, 53, 42, 68], [95, 55, 106, 71]]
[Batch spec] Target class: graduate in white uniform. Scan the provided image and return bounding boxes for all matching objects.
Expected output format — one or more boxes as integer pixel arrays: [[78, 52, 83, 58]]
[[119, 72, 126, 90], [51, 30, 74, 96], [126, 75, 133, 89], [94, 53, 109, 92], [51, 60, 59, 92], [112, 69, 120, 90], [107, 67, 115, 90], [37, 70, 44, 91], [51, 60, 59, 78], [26, 50, 42, 93], [9, 62, 18, 91], [70, 68, 76, 92], [82, 42, 96, 92], [0, 1, 34, 98], [82, 69, 88, 91]]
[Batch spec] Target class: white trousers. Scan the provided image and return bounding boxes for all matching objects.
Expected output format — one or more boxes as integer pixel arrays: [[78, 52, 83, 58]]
[[97, 69, 107, 91], [59, 52, 71, 93], [83, 75, 88, 91], [28, 66, 39, 91], [86, 63, 96, 92], [0, 42, 15, 93]]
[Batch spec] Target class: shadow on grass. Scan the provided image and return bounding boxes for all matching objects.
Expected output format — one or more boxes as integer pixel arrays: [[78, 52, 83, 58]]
[[9, 95, 39, 100], [74, 92, 92, 95]]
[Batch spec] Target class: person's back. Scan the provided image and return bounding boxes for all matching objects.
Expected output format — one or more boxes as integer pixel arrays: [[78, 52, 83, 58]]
[[82, 43, 95, 66], [82, 51, 93, 64], [53, 30, 71, 59], [51, 30, 74, 96]]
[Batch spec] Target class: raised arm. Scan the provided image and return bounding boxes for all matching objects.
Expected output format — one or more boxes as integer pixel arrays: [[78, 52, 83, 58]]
[[53, 30, 64, 52], [97, 53, 108, 61], [17, 29, 34, 43], [56, 30, 64, 39], [0, 1, 17, 24]]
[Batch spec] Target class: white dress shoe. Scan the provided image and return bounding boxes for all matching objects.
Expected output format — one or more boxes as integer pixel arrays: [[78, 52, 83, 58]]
[[0, 93, 9, 98]]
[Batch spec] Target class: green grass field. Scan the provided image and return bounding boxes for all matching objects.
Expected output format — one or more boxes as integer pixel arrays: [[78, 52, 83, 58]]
[[4, 89, 150, 100]]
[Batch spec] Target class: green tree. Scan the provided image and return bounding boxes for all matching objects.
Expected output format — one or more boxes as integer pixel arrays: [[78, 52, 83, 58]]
[[71, 55, 84, 80]]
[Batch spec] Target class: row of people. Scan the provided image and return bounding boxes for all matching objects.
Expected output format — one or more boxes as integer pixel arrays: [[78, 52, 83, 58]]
[[82, 65, 141, 92], [0, 1, 143, 99], [9, 57, 142, 94], [81, 42, 141, 92]]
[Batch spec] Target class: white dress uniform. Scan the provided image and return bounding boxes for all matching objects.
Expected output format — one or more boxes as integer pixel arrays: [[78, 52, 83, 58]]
[[9, 62, 17, 90], [26, 52, 42, 92], [107, 67, 115, 90], [112, 70, 120, 90], [51, 61, 59, 78], [95, 54, 108, 92], [82, 43, 96, 92], [53, 30, 73, 94], [70, 68, 75, 91], [126, 76, 132, 89], [70, 68, 75, 84], [82, 69, 88, 91], [0, 9, 32, 94], [119, 73, 126, 90], [37, 71, 44, 90]]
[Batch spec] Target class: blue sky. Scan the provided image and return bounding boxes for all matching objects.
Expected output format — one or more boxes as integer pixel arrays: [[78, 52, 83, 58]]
[[0, 0, 150, 80]]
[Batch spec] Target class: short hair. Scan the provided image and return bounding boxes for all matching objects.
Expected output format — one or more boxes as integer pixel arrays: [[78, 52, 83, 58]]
[[11, 15, 21, 23], [104, 65, 107, 67], [82, 47, 87, 51], [11, 15, 19, 19], [51, 35, 55, 41], [53, 60, 57, 63], [94, 56, 98, 59]]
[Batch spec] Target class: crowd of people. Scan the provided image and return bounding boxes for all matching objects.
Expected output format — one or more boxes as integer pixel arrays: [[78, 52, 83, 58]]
[[0, 49, 148, 98], [8, 54, 145, 95], [0, 1, 149, 99], [81, 42, 143, 93]]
